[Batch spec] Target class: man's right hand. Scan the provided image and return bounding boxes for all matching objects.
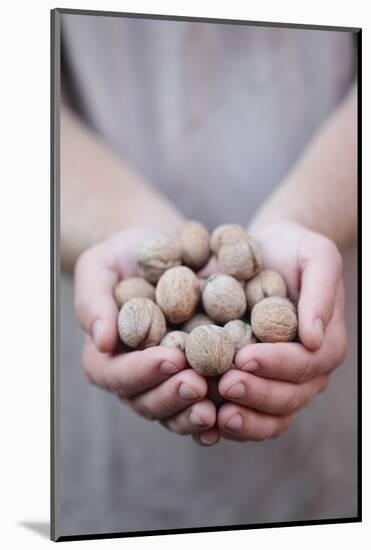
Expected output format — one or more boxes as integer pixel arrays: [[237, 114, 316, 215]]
[[74, 227, 219, 444]]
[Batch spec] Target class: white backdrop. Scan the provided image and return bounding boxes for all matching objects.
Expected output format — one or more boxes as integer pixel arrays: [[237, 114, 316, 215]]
[[0, 0, 367, 548]]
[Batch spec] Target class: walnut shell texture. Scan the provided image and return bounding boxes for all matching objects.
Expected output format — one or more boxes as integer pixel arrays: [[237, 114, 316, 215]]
[[114, 277, 156, 308], [251, 297, 297, 343], [223, 320, 256, 353], [202, 274, 246, 323], [210, 224, 250, 254], [160, 330, 188, 352], [156, 266, 201, 324], [117, 297, 166, 349], [177, 220, 210, 270], [185, 325, 234, 376], [137, 237, 181, 283], [182, 313, 214, 333], [218, 239, 260, 280], [245, 269, 287, 310]]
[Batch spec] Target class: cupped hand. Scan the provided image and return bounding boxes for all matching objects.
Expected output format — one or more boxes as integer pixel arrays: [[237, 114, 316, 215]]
[[194, 221, 348, 444], [74, 226, 217, 438]]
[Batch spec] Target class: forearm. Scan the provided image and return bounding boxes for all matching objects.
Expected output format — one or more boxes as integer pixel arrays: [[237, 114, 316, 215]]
[[61, 102, 185, 272], [249, 84, 357, 250]]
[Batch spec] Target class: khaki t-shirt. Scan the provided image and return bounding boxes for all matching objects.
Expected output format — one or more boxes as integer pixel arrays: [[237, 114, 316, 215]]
[[59, 14, 358, 536]]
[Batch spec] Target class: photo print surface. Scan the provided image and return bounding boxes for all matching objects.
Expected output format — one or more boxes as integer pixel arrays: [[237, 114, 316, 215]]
[[51, 8, 360, 542]]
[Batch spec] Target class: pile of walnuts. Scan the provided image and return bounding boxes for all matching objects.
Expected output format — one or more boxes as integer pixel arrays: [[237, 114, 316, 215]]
[[115, 221, 298, 378]]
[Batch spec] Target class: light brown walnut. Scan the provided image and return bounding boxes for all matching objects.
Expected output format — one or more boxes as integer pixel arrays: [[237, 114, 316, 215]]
[[185, 325, 234, 376], [137, 237, 181, 283], [245, 269, 287, 310], [160, 330, 188, 352], [223, 320, 256, 353], [117, 297, 166, 349], [182, 313, 214, 333], [202, 274, 246, 323], [218, 238, 262, 280], [210, 224, 250, 254], [114, 277, 156, 308], [251, 297, 298, 343], [177, 220, 210, 270], [156, 266, 201, 324]]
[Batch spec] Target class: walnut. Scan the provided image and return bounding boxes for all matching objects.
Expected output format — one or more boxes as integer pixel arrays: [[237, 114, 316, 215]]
[[177, 220, 210, 270], [156, 266, 200, 324], [251, 297, 298, 343], [182, 313, 214, 333], [202, 274, 247, 323], [185, 325, 234, 376], [218, 238, 262, 280], [137, 237, 181, 283], [160, 330, 188, 352], [245, 269, 287, 310], [114, 277, 156, 308], [223, 319, 256, 353], [210, 224, 250, 254], [117, 297, 166, 349]]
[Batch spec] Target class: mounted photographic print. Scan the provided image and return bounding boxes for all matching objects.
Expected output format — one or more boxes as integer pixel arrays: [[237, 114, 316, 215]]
[[51, 7, 361, 542]]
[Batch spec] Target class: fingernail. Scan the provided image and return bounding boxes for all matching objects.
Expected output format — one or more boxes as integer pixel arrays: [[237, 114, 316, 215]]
[[200, 433, 215, 445], [160, 361, 179, 375], [92, 319, 103, 347], [314, 318, 324, 345], [226, 382, 245, 399], [240, 360, 258, 372], [179, 383, 200, 400], [190, 410, 206, 426], [225, 413, 243, 431]]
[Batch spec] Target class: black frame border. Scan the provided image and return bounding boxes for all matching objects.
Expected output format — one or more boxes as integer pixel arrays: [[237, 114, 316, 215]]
[[51, 7, 362, 543]]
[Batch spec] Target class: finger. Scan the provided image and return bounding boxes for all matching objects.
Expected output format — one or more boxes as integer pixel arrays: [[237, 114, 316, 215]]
[[83, 337, 186, 396], [192, 427, 221, 447], [218, 403, 294, 441], [197, 255, 219, 278], [235, 341, 317, 383], [236, 284, 346, 383], [218, 369, 329, 415], [298, 239, 342, 351], [129, 369, 208, 421], [74, 246, 119, 353], [161, 400, 217, 435]]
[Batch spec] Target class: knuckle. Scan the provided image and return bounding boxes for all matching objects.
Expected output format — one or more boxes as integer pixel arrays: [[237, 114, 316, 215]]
[[163, 419, 185, 435], [296, 356, 313, 383], [100, 366, 123, 396], [318, 376, 330, 395], [82, 349, 96, 386], [173, 423, 188, 435], [133, 401, 156, 421], [274, 345, 287, 377], [242, 412, 265, 442], [283, 387, 301, 414], [253, 386, 270, 410], [74, 296, 91, 330], [321, 239, 343, 276], [271, 416, 292, 439]]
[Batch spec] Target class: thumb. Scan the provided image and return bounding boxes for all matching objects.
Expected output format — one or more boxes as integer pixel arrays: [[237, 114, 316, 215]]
[[74, 248, 119, 353], [298, 242, 342, 351]]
